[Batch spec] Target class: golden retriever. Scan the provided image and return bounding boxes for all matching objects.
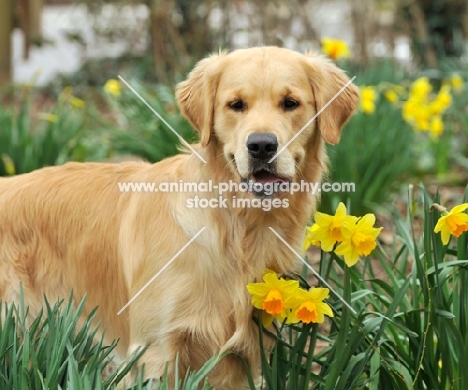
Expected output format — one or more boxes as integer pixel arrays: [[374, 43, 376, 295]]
[[0, 47, 358, 389]]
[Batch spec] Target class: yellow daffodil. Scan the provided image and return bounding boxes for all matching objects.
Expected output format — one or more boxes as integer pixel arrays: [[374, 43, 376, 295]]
[[69, 96, 86, 109], [434, 203, 468, 245], [335, 214, 382, 267], [309, 202, 358, 252], [69, 96, 86, 108], [403, 98, 431, 131], [410, 77, 432, 100], [450, 74, 464, 93], [429, 99, 445, 116], [384, 89, 398, 104], [286, 287, 334, 324], [104, 79, 122, 97], [360, 86, 377, 114], [413, 104, 431, 131], [403, 77, 452, 138], [433, 86, 452, 113], [321, 38, 350, 60], [402, 98, 419, 123], [247, 273, 299, 324], [37, 112, 59, 123], [60, 86, 73, 100], [1, 154, 15, 176], [429, 116, 444, 139], [303, 224, 321, 253]]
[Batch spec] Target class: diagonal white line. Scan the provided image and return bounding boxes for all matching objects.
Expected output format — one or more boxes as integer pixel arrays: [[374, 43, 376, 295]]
[[117, 227, 206, 315], [269, 75, 356, 163], [118, 75, 207, 164], [268, 227, 357, 315]]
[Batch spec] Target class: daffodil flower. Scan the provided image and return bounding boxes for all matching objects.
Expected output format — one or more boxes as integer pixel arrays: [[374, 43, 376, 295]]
[[403, 78, 452, 138], [335, 214, 382, 267], [286, 287, 334, 324], [246, 273, 299, 325], [431, 86, 452, 115], [37, 112, 59, 123], [410, 77, 432, 100], [384, 89, 398, 104], [321, 38, 350, 60], [309, 202, 358, 252], [402, 98, 432, 131], [60, 86, 74, 100], [69, 96, 86, 109], [303, 224, 321, 253], [450, 74, 464, 93], [104, 79, 122, 97], [429, 116, 444, 139], [360, 86, 377, 114], [1, 154, 15, 176], [434, 203, 468, 245]]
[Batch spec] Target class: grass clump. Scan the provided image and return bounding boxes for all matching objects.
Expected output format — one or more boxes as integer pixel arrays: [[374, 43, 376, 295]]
[[0, 292, 218, 389]]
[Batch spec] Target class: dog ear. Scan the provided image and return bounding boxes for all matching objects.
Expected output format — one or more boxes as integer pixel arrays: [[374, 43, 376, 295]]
[[176, 52, 225, 147], [303, 53, 359, 145]]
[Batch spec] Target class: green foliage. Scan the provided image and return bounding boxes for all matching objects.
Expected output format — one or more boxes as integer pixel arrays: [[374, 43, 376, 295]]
[[0, 82, 197, 177], [322, 61, 416, 215], [324, 98, 415, 215], [0, 292, 143, 389], [323, 59, 468, 215], [248, 185, 468, 389], [0, 91, 107, 176], [0, 292, 220, 389], [398, 0, 466, 64], [104, 82, 197, 163]]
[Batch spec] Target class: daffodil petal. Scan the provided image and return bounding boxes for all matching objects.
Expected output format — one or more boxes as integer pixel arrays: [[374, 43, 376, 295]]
[[434, 216, 446, 233], [335, 202, 347, 218], [246, 283, 271, 297], [358, 214, 376, 229], [316, 302, 334, 318], [307, 287, 330, 302], [336, 240, 360, 267], [314, 212, 333, 226], [441, 226, 451, 245], [261, 312, 275, 327], [451, 203, 468, 214]]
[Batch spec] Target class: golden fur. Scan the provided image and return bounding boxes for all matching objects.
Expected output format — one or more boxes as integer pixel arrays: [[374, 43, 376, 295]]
[[0, 47, 358, 389]]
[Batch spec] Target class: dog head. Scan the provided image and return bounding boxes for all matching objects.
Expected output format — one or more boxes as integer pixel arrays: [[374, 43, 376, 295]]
[[176, 47, 359, 197]]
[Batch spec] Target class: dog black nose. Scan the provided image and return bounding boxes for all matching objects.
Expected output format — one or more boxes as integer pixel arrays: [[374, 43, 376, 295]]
[[246, 133, 278, 159]]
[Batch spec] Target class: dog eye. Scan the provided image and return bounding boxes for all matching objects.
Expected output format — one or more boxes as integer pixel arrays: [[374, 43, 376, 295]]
[[282, 98, 300, 111], [228, 99, 247, 112]]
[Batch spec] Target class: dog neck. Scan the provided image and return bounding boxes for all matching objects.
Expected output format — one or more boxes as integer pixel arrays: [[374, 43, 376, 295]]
[[182, 136, 325, 278]]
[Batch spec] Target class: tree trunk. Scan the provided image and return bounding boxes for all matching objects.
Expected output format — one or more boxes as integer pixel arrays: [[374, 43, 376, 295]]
[[0, 0, 14, 85], [398, 0, 467, 66], [410, 1, 438, 67], [351, 0, 370, 66], [29, 0, 43, 43]]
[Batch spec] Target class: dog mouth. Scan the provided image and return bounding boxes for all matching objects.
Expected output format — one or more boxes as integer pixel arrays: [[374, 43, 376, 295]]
[[240, 168, 291, 198], [230, 156, 291, 197], [250, 169, 289, 185]]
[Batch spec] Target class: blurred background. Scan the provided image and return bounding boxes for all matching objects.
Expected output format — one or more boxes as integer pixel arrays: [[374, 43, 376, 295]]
[[0, 0, 467, 214]]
